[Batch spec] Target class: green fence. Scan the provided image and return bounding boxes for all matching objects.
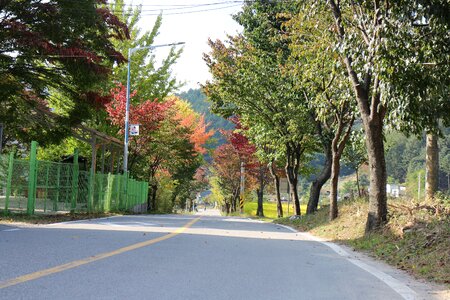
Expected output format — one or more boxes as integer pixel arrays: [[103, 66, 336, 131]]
[[0, 141, 148, 215]]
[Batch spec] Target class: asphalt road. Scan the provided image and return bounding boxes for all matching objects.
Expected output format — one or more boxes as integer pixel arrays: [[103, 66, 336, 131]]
[[0, 213, 443, 300]]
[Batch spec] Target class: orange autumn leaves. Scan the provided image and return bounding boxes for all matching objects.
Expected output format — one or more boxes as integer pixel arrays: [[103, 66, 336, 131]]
[[105, 83, 214, 157]]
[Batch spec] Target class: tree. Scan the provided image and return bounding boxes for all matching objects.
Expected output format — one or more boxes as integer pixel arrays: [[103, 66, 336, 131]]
[[0, 0, 128, 145], [379, 2, 449, 200], [178, 88, 234, 148], [203, 1, 314, 216], [211, 143, 242, 214], [227, 118, 271, 217], [324, 0, 392, 231], [105, 86, 210, 211], [107, 0, 182, 102], [287, 4, 356, 219]]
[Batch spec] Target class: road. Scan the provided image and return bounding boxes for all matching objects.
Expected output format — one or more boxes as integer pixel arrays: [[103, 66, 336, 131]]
[[0, 213, 445, 300]]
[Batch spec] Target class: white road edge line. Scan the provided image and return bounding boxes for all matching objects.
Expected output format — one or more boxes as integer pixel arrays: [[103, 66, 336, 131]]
[[277, 224, 417, 300], [2, 228, 21, 232]]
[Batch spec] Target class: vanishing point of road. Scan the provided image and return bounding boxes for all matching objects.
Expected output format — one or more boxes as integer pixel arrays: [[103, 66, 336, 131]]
[[0, 211, 446, 299]]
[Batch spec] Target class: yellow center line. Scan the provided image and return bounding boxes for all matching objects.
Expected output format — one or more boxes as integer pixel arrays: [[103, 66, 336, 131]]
[[0, 217, 200, 289]]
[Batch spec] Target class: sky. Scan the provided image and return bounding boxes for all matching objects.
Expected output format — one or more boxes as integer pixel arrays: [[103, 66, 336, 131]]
[[130, 1, 243, 91]]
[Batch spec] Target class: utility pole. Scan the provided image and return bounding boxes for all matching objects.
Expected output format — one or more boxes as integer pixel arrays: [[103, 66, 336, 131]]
[[123, 42, 185, 173], [240, 161, 245, 213]]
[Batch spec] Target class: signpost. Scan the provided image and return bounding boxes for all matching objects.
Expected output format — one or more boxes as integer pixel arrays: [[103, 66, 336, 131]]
[[129, 124, 139, 136]]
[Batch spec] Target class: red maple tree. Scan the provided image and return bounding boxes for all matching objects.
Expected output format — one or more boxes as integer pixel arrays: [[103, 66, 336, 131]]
[[105, 83, 173, 136]]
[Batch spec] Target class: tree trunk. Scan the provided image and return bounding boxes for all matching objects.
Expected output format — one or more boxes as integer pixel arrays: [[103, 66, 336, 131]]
[[285, 144, 302, 216], [307, 144, 332, 214], [232, 185, 240, 213], [287, 174, 300, 216], [425, 133, 439, 201], [230, 195, 236, 213], [256, 165, 265, 217], [364, 120, 387, 232], [330, 153, 340, 220], [330, 116, 354, 221], [256, 189, 264, 217], [356, 167, 361, 197], [286, 165, 300, 216], [149, 183, 158, 212], [269, 160, 283, 218], [225, 201, 230, 214]]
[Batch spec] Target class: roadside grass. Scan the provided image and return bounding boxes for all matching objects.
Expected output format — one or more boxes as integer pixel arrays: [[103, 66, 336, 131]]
[[0, 211, 120, 225], [243, 201, 307, 219], [275, 196, 450, 285]]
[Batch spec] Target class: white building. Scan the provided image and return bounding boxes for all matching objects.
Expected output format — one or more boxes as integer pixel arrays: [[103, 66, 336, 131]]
[[386, 184, 406, 198]]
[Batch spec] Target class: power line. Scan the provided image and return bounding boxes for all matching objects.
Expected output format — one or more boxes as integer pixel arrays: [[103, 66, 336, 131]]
[[139, 4, 242, 16], [106, 1, 244, 7], [106, 1, 244, 8], [57, 1, 243, 14]]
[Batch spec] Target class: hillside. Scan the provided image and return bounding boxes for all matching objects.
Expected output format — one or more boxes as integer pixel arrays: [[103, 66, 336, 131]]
[[178, 88, 234, 148]]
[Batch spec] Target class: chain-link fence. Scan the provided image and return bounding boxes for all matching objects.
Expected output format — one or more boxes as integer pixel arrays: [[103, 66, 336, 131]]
[[0, 142, 148, 215]]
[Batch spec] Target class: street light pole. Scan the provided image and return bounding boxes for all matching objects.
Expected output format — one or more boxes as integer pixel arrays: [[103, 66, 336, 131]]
[[123, 42, 185, 173]]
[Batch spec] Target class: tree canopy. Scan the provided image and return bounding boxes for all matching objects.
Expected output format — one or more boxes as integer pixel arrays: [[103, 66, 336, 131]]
[[0, 0, 129, 144]]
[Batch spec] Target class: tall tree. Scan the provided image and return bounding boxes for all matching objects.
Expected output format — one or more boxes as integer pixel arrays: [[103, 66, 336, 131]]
[[211, 143, 242, 214], [106, 86, 210, 211], [379, 2, 450, 200], [108, 0, 182, 101], [227, 118, 270, 217], [324, 0, 449, 229], [203, 1, 314, 216], [0, 0, 128, 145], [287, 3, 357, 219]]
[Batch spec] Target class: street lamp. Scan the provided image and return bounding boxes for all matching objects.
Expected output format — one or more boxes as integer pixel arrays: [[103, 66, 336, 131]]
[[123, 42, 185, 173]]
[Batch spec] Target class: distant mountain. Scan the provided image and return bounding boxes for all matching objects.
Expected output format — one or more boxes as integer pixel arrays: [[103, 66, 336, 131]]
[[178, 88, 234, 148]]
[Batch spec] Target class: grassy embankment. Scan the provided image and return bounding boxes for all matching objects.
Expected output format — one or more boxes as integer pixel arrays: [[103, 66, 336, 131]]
[[274, 196, 450, 285]]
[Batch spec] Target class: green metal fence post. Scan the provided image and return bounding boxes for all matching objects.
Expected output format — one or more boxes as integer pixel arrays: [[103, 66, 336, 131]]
[[44, 163, 50, 212], [116, 173, 122, 211], [98, 174, 104, 212], [130, 178, 134, 210], [71, 149, 79, 213], [4, 153, 14, 214], [54, 163, 61, 212], [142, 183, 146, 206], [144, 182, 149, 209], [27, 141, 38, 215], [105, 173, 113, 212]]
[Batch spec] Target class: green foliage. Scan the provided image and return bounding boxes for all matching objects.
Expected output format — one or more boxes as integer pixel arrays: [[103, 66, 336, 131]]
[[36, 137, 90, 162], [406, 169, 426, 199], [108, 0, 182, 102], [209, 176, 225, 206], [0, 0, 128, 145], [342, 130, 367, 172], [341, 181, 357, 196], [155, 175, 177, 213], [203, 0, 316, 167]]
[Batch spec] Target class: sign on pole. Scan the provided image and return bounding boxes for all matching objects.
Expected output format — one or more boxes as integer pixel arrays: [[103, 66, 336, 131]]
[[129, 124, 140, 136]]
